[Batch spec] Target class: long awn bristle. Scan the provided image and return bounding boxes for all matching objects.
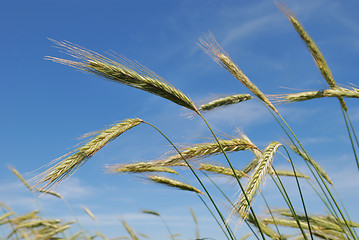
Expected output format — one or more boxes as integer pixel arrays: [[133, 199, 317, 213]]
[[199, 34, 279, 114], [276, 2, 347, 111], [34, 118, 143, 189], [46, 40, 199, 114]]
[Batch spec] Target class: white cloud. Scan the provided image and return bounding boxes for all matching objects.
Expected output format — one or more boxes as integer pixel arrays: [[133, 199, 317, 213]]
[[55, 177, 96, 200], [222, 13, 282, 47]]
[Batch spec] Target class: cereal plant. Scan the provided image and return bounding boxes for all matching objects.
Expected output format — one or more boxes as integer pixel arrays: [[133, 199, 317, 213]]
[[2, 2, 359, 240]]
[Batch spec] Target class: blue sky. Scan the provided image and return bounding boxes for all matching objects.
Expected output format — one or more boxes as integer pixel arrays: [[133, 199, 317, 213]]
[[1, 0, 359, 239]]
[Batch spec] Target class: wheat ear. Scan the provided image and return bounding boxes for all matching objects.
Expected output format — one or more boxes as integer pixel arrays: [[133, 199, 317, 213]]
[[35, 189, 63, 199], [82, 206, 97, 222], [34, 118, 143, 189], [199, 34, 278, 114], [46, 40, 199, 114], [262, 216, 346, 238], [106, 162, 178, 174], [42, 224, 72, 239], [9, 166, 32, 191], [199, 94, 252, 112], [273, 87, 359, 103], [276, 3, 347, 111], [107, 138, 257, 172], [289, 144, 332, 185], [235, 142, 282, 219], [273, 170, 309, 179], [0, 212, 14, 223], [199, 164, 247, 178], [141, 210, 160, 216], [163, 138, 258, 166], [148, 175, 204, 194], [122, 221, 140, 240], [6, 211, 40, 225]]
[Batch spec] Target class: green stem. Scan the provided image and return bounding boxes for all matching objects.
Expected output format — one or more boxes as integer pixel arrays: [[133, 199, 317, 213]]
[[198, 113, 266, 240], [260, 192, 281, 238], [282, 146, 313, 240], [142, 121, 234, 240], [342, 108, 359, 171], [270, 165, 308, 240], [201, 171, 260, 240], [276, 113, 356, 239]]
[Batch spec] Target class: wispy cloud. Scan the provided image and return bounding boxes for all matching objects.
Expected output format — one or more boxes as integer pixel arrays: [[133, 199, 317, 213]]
[[55, 177, 96, 200], [222, 13, 282, 47]]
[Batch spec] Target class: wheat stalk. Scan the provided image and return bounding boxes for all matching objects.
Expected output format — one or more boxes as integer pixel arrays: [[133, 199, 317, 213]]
[[46, 40, 199, 114], [276, 3, 347, 111], [148, 175, 204, 194], [273, 87, 359, 103], [199, 34, 278, 114], [34, 118, 143, 189], [235, 142, 282, 219], [199, 94, 252, 112]]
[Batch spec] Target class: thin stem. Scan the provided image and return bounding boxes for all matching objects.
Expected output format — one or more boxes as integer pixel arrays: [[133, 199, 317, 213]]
[[260, 192, 281, 237], [201, 171, 260, 240], [276, 113, 356, 239], [270, 165, 308, 240], [282, 146, 313, 240], [142, 121, 235, 240], [263, 100, 353, 237], [198, 113, 266, 240], [342, 108, 359, 171], [267, 105, 340, 219]]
